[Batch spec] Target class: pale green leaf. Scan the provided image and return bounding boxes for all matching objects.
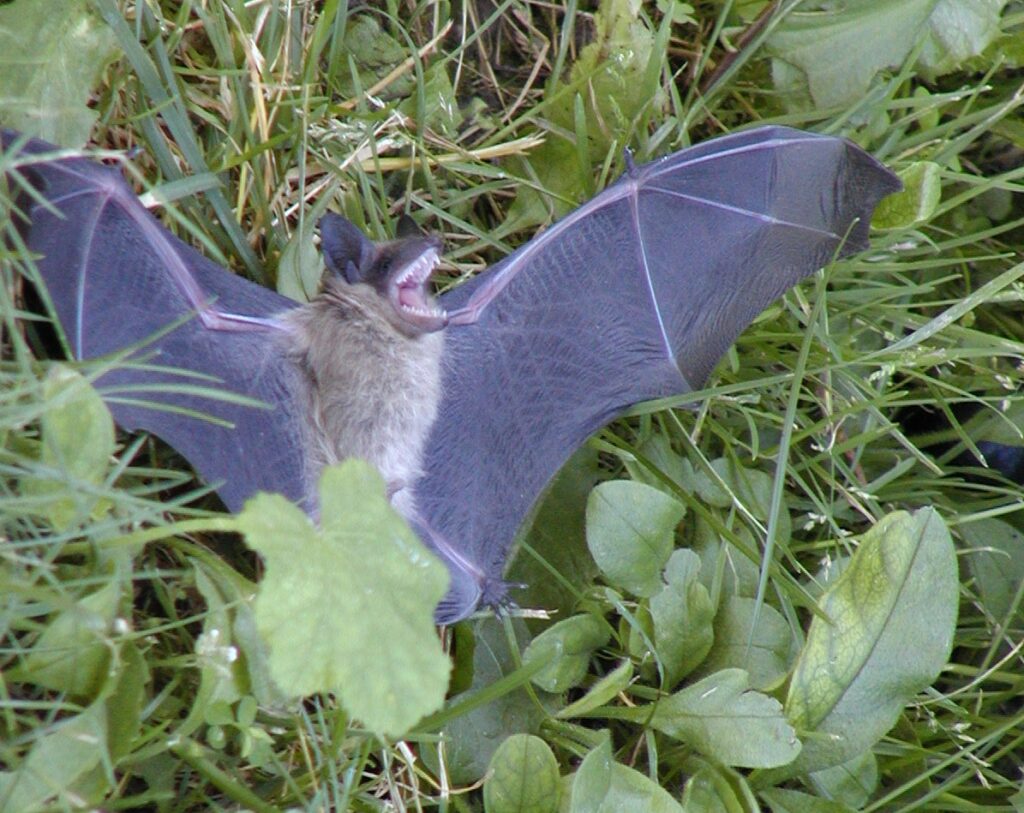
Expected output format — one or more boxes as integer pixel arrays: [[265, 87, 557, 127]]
[[961, 518, 1024, 626], [22, 573, 122, 699], [423, 617, 555, 784], [680, 760, 745, 813], [40, 366, 115, 480], [761, 787, 855, 813], [586, 480, 685, 597], [276, 197, 331, 303], [484, 734, 561, 813], [333, 15, 410, 97], [0, 703, 108, 813], [692, 458, 792, 543], [656, 0, 697, 25], [649, 549, 715, 685], [698, 596, 794, 690], [190, 565, 245, 717], [0, 0, 117, 145], [644, 669, 801, 768], [569, 736, 684, 813], [509, 0, 665, 229], [524, 614, 610, 693], [918, 0, 1008, 77], [237, 460, 450, 737], [21, 365, 115, 529], [511, 447, 603, 619], [782, 508, 958, 775], [691, 518, 761, 600], [105, 640, 149, 762], [399, 63, 463, 136], [557, 659, 633, 719], [809, 751, 878, 810], [624, 432, 698, 496], [766, 0, 1008, 110], [872, 162, 941, 229], [192, 562, 285, 711]]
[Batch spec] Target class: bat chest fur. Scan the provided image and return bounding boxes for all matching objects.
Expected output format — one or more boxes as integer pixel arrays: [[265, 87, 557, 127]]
[[280, 284, 444, 511]]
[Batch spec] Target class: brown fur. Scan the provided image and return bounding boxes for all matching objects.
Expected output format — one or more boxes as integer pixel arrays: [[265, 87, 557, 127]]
[[279, 278, 443, 518]]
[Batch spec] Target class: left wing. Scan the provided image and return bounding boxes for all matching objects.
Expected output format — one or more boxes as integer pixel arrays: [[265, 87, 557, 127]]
[[417, 127, 901, 619]]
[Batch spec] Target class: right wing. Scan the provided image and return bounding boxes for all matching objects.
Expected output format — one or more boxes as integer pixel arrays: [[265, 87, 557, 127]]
[[3, 131, 310, 512]]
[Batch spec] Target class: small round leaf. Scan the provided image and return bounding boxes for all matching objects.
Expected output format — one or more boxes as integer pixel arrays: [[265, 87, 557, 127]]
[[484, 734, 561, 813]]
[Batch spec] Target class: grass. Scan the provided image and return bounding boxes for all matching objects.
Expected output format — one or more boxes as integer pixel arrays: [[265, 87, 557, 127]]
[[2, 0, 1024, 810]]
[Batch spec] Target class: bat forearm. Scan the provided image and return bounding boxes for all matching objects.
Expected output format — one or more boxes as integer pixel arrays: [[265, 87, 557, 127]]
[[195, 308, 284, 333]]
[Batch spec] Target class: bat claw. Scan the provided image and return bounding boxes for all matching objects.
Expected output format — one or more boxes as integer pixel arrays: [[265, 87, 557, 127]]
[[623, 147, 637, 175]]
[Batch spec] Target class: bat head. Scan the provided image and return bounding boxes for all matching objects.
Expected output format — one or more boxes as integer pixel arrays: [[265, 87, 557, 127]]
[[319, 212, 445, 335]]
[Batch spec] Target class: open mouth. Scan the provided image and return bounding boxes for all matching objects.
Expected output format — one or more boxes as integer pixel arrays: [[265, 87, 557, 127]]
[[391, 247, 447, 329]]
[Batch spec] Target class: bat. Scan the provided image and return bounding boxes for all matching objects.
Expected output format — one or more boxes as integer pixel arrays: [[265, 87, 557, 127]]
[[1, 126, 901, 622], [278, 212, 446, 525]]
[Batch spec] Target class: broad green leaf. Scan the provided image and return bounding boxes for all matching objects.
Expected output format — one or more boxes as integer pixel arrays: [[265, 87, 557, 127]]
[[484, 734, 561, 813], [690, 459, 730, 508], [190, 565, 246, 721], [0, 702, 108, 813], [963, 400, 1024, 448], [872, 162, 941, 229], [524, 614, 610, 693], [0, 0, 117, 145], [183, 564, 285, 751], [509, 0, 665, 229], [767, 0, 933, 110], [761, 787, 855, 813], [961, 518, 1024, 626], [399, 63, 463, 136], [698, 596, 794, 690], [809, 751, 878, 810], [648, 549, 715, 686], [106, 640, 150, 762], [586, 480, 685, 597], [680, 759, 750, 813], [277, 196, 331, 302], [21, 573, 123, 699], [691, 518, 761, 601], [782, 509, 958, 775], [569, 736, 683, 813], [641, 669, 800, 768], [765, 0, 1009, 110], [39, 367, 115, 480], [332, 15, 410, 97], [558, 660, 634, 719], [511, 447, 603, 620], [917, 0, 1008, 77], [237, 460, 450, 737], [423, 617, 555, 784], [22, 365, 115, 529], [692, 458, 792, 543], [656, 0, 697, 25], [193, 562, 286, 710], [913, 86, 942, 133], [624, 433, 698, 496]]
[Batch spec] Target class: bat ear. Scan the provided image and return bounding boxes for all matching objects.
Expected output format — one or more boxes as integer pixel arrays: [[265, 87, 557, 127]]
[[395, 214, 424, 239], [318, 212, 376, 284]]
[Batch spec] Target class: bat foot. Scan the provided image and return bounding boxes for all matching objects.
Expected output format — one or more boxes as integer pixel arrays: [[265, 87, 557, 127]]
[[479, 577, 516, 612]]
